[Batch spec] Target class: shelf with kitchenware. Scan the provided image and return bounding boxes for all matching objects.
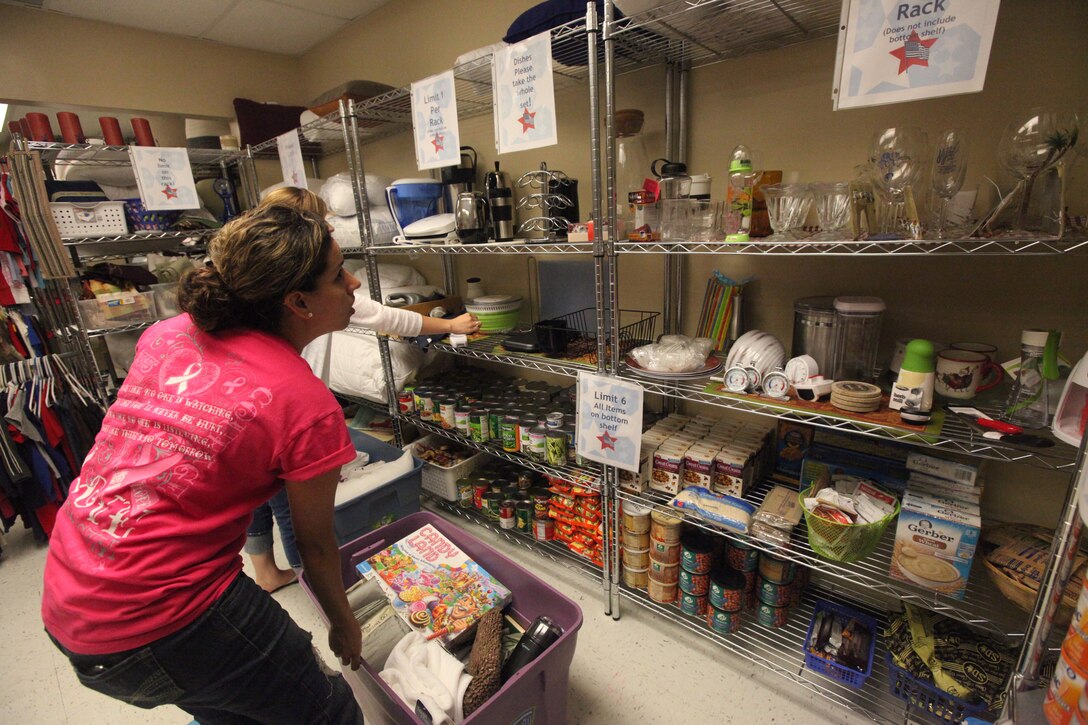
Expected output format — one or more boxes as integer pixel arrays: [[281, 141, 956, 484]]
[[25, 140, 242, 175], [402, 414, 602, 490], [612, 373, 1078, 472], [427, 332, 604, 378], [615, 481, 1028, 642], [369, 240, 596, 255], [616, 581, 952, 725], [612, 234, 1088, 256], [421, 491, 604, 583]]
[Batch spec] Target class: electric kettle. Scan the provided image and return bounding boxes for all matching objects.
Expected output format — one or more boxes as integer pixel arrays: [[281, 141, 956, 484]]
[[455, 191, 491, 244]]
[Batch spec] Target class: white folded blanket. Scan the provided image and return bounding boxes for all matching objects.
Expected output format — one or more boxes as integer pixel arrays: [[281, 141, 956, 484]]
[[380, 632, 472, 724], [334, 449, 415, 507]]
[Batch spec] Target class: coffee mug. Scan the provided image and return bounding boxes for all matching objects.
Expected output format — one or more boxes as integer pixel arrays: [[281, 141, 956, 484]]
[[935, 349, 1003, 399]]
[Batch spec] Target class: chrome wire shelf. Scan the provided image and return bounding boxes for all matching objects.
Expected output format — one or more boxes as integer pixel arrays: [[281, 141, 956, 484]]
[[422, 493, 603, 584], [429, 333, 598, 378], [86, 320, 157, 338], [246, 107, 352, 158], [370, 240, 595, 255], [342, 325, 378, 338], [614, 235, 1088, 256], [617, 481, 1028, 640], [61, 230, 214, 246], [27, 141, 240, 173], [618, 583, 982, 725], [334, 392, 392, 416], [609, 0, 842, 71], [404, 415, 602, 489], [620, 373, 1078, 471]]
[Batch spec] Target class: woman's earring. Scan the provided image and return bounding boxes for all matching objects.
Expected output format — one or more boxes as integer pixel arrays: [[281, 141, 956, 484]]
[[307, 312, 313, 318]]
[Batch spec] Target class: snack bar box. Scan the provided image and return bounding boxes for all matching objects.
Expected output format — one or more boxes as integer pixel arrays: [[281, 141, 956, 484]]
[[300, 512, 583, 725]]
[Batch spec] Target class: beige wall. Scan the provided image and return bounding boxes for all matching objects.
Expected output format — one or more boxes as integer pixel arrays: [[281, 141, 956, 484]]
[[0, 5, 303, 118]]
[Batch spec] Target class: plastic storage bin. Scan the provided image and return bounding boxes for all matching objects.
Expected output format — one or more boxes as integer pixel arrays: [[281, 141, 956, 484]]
[[803, 600, 877, 689], [300, 511, 583, 725], [409, 433, 486, 501], [50, 201, 128, 238], [77, 291, 158, 330], [885, 651, 988, 722], [335, 430, 423, 545], [122, 197, 181, 231], [151, 281, 180, 318]]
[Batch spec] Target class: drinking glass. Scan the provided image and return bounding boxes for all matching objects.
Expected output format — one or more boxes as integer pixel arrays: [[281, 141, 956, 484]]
[[931, 129, 968, 238], [762, 183, 809, 242], [997, 108, 1080, 233], [869, 127, 928, 237], [809, 182, 852, 241]]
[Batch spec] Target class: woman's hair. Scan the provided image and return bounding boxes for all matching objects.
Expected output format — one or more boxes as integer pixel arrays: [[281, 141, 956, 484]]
[[258, 186, 328, 217], [178, 204, 333, 333]]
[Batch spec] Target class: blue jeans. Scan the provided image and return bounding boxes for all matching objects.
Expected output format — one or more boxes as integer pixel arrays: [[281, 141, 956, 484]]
[[246, 488, 300, 568], [49, 573, 363, 725]]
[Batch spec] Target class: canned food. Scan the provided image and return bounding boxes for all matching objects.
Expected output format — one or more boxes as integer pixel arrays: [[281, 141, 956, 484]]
[[623, 564, 649, 589], [560, 423, 577, 464], [650, 510, 682, 543], [757, 576, 792, 607], [531, 487, 551, 518], [649, 537, 681, 565], [648, 559, 679, 584], [472, 482, 489, 509], [488, 408, 503, 443], [518, 416, 536, 453], [546, 412, 564, 428], [416, 389, 433, 421], [758, 553, 796, 584], [709, 568, 746, 612], [501, 415, 520, 452], [529, 425, 548, 462], [482, 492, 503, 521], [1048, 653, 1088, 716], [397, 391, 414, 414], [516, 471, 535, 491], [681, 531, 713, 574], [455, 405, 472, 434], [546, 430, 568, 466], [648, 575, 678, 603], [623, 502, 651, 534], [727, 541, 759, 572], [622, 547, 650, 570], [456, 478, 474, 509], [678, 568, 710, 596], [469, 407, 489, 442], [515, 502, 533, 532], [756, 602, 790, 628], [500, 505, 516, 530], [533, 516, 554, 541], [679, 591, 709, 617], [707, 605, 743, 634], [623, 528, 650, 549]]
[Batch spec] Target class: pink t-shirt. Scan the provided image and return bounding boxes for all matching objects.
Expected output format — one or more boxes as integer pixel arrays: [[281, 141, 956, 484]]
[[42, 314, 356, 654]]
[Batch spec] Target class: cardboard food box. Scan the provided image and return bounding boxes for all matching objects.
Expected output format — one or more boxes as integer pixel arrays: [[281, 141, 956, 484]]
[[889, 492, 980, 600]]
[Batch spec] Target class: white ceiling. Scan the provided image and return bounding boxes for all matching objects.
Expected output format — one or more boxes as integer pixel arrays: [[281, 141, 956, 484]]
[[3, 0, 391, 56]]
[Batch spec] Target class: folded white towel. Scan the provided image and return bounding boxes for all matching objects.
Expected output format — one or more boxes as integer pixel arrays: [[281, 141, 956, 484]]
[[380, 632, 472, 724]]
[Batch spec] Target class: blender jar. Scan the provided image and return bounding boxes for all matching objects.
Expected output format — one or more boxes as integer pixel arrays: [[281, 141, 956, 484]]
[[653, 158, 692, 241], [832, 296, 886, 382]]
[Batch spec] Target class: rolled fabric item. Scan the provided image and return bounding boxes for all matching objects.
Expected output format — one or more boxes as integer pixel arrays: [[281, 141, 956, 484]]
[[26, 113, 55, 142], [99, 117, 125, 146], [131, 117, 155, 146], [56, 112, 85, 144]]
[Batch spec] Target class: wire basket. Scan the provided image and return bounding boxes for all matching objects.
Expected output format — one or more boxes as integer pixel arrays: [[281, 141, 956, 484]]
[[122, 198, 182, 232], [798, 486, 899, 563], [885, 651, 989, 722], [533, 308, 659, 355], [803, 600, 877, 689]]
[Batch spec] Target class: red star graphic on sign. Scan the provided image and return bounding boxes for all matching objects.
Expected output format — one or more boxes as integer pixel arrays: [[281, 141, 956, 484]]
[[597, 430, 617, 450], [889, 30, 939, 75], [518, 107, 536, 133], [431, 133, 444, 153], [162, 184, 178, 200]]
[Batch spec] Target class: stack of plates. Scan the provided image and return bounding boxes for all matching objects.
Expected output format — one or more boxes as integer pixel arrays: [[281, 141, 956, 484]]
[[829, 381, 882, 413], [625, 354, 724, 380]]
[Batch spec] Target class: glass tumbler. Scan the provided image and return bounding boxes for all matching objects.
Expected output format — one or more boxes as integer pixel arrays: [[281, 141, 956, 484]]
[[810, 182, 852, 241]]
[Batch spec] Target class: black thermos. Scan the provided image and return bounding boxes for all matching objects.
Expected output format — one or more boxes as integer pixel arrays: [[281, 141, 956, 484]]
[[500, 615, 563, 683], [486, 161, 515, 241]]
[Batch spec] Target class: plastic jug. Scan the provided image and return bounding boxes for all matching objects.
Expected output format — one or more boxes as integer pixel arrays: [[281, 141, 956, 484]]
[[385, 179, 444, 237]]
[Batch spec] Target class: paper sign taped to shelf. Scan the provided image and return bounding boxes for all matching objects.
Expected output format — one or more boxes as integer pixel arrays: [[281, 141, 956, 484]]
[[411, 70, 461, 170], [833, 0, 1001, 110], [277, 131, 307, 189], [492, 31, 558, 154], [576, 372, 642, 472], [128, 147, 198, 211]]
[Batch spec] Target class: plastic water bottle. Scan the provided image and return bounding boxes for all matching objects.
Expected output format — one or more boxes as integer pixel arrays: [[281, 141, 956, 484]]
[[1004, 329, 1058, 428]]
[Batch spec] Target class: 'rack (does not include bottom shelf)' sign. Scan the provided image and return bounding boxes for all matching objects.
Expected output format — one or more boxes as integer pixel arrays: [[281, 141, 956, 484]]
[[576, 372, 643, 472]]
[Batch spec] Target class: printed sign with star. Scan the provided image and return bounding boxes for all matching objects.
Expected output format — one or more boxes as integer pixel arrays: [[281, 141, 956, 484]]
[[833, 0, 1001, 110], [492, 31, 558, 154], [576, 372, 643, 472], [276, 130, 307, 189], [411, 70, 461, 170], [128, 147, 198, 211]]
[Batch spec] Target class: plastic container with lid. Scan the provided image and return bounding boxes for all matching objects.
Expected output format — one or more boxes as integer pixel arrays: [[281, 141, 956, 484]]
[[652, 158, 692, 241], [616, 108, 650, 235], [832, 296, 886, 382], [792, 296, 838, 377]]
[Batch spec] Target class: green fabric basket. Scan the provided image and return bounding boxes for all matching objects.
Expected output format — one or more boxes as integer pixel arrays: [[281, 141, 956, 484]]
[[798, 485, 899, 563]]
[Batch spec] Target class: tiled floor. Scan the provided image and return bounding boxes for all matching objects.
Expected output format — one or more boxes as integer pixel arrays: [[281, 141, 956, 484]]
[[1, 515, 870, 724]]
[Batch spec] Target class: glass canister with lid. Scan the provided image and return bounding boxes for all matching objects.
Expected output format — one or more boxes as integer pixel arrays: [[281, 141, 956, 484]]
[[832, 296, 886, 382], [792, 296, 838, 378]]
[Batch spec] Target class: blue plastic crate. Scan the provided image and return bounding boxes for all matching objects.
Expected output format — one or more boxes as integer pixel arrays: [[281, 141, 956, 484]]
[[334, 430, 422, 545], [885, 651, 989, 722], [804, 600, 877, 689]]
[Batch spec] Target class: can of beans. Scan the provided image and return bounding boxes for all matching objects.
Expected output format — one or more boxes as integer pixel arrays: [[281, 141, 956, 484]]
[[759, 553, 796, 584], [499, 500, 516, 529], [501, 415, 520, 452], [469, 407, 489, 442], [756, 602, 790, 628], [681, 531, 713, 574], [679, 591, 708, 617], [546, 430, 568, 466], [678, 568, 710, 596], [515, 502, 533, 532], [709, 568, 746, 612], [757, 576, 793, 607], [416, 388, 433, 421], [707, 605, 742, 634], [456, 478, 474, 509], [727, 541, 759, 572]]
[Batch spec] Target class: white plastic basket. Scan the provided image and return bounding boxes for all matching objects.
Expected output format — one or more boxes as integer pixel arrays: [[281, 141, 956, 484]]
[[50, 201, 128, 238], [408, 434, 486, 501]]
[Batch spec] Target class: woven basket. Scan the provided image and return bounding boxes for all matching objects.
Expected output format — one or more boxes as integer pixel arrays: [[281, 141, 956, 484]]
[[983, 557, 1077, 625], [799, 486, 899, 563]]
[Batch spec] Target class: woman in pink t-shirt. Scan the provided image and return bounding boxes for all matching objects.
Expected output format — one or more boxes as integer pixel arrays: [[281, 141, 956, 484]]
[[42, 204, 478, 724]]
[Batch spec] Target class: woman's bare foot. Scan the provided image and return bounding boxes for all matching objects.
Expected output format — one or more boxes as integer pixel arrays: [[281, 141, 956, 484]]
[[250, 550, 298, 593]]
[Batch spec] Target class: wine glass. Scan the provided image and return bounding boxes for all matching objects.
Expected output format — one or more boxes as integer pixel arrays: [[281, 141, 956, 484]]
[[869, 127, 928, 238], [997, 108, 1079, 233], [761, 183, 809, 242], [931, 129, 968, 239]]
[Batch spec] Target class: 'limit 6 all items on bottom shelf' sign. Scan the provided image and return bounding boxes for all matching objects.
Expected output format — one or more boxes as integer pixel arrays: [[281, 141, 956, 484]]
[[576, 372, 643, 472]]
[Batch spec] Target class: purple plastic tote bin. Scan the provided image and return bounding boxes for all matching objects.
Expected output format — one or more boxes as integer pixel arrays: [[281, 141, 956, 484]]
[[300, 511, 583, 725]]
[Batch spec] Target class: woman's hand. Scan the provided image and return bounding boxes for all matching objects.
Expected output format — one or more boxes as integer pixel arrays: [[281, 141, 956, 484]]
[[328, 620, 363, 671], [448, 312, 481, 335]]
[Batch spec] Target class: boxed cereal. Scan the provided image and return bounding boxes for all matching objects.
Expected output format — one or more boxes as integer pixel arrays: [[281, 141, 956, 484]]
[[889, 492, 980, 600]]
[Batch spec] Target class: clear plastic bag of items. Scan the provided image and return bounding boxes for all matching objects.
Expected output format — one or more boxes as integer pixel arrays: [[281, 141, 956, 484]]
[[628, 335, 714, 373], [751, 485, 804, 547]]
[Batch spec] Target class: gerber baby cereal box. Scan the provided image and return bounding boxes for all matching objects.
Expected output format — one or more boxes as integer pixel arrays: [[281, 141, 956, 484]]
[[358, 524, 511, 648]]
